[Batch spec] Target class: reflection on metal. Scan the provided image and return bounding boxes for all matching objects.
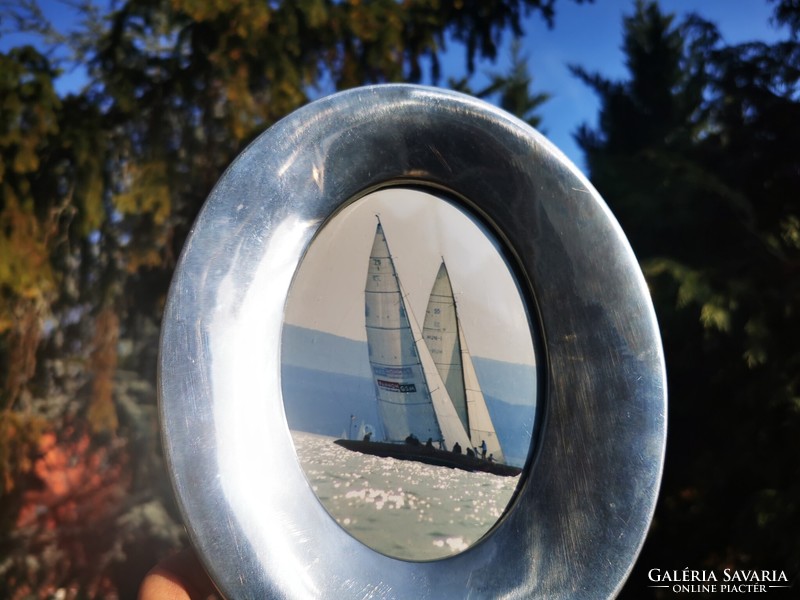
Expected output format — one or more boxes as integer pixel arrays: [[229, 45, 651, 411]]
[[159, 85, 666, 599]]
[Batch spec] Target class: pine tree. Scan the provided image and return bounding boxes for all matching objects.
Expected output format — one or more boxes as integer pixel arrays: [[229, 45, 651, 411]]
[[573, 2, 800, 594], [452, 40, 550, 128]]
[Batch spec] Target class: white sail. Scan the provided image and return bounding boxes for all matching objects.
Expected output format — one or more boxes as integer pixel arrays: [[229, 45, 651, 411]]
[[459, 324, 505, 463], [403, 281, 473, 453], [423, 261, 505, 463], [365, 223, 460, 447], [423, 263, 468, 433]]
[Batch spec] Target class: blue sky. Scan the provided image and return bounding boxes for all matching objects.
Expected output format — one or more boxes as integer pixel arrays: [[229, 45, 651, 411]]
[[438, 0, 786, 171], [2, 1, 786, 172]]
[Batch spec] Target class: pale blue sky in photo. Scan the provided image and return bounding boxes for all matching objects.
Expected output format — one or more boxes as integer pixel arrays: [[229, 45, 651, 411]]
[[284, 188, 538, 366]]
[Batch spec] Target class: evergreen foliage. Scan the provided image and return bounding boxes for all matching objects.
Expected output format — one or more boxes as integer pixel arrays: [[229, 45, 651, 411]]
[[573, 1, 800, 593], [450, 40, 550, 128]]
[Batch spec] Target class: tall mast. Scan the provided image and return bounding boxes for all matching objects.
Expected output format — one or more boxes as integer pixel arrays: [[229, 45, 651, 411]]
[[364, 222, 471, 451], [364, 220, 443, 445], [423, 262, 469, 434], [423, 260, 505, 462]]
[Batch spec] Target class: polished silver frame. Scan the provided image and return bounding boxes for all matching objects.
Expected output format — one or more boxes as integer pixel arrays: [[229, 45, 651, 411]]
[[159, 85, 666, 599]]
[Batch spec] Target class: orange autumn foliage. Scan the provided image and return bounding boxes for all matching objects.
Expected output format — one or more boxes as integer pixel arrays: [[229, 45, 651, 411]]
[[16, 429, 130, 531]]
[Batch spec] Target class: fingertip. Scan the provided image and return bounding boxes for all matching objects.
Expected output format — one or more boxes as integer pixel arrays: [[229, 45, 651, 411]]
[[138, 549, 218, 600]]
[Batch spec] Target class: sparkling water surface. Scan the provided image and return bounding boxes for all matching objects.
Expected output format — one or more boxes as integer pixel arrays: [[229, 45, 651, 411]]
[[292, 431, 520, 560]]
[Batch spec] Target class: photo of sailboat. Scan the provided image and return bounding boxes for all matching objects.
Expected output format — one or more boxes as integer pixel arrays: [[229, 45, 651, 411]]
[[335, 221, 521, 477], [280, 187, 536, 559]]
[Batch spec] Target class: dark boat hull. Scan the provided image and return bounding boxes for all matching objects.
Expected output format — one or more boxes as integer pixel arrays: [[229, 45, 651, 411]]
[[334, 439, 522, 477]]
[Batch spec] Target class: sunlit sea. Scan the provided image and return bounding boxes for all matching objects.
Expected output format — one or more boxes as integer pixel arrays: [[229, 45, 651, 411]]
[[291, 431, 520, 561]]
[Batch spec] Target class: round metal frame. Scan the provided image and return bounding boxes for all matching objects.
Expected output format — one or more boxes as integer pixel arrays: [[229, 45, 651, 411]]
[[159, 84, 666, 599]]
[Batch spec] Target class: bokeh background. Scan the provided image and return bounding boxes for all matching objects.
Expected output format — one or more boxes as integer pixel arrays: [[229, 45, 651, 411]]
[[0, 0, 797, 597]]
